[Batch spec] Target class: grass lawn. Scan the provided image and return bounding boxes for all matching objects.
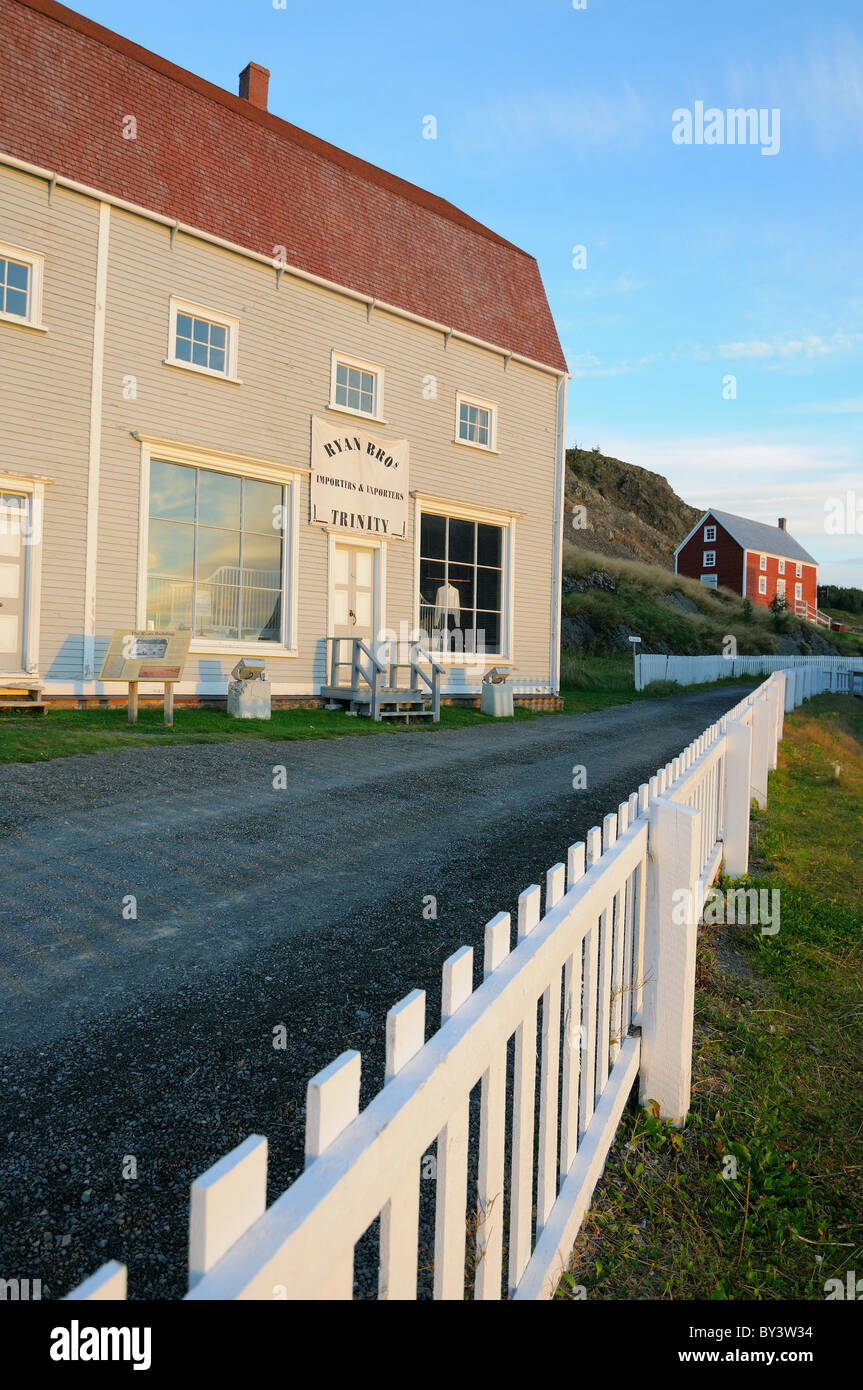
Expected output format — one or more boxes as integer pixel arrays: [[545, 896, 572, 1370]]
[[0, 677, 637, 765], [0, 658, 752, 766], [559, 692, 863, 1300]]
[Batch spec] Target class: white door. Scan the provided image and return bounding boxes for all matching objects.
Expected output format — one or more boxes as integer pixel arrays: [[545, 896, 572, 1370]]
[[331, 543, 376, 684], [0, 492, 28, 672]]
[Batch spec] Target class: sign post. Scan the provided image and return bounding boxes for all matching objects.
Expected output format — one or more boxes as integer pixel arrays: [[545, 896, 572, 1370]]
[[99, 630, 191, 725]]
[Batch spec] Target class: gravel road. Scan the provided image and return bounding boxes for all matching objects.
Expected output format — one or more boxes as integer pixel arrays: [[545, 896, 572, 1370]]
[[0, 686, 753, 1299]]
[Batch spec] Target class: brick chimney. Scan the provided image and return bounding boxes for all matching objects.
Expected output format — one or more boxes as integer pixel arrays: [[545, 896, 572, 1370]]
[[778, 517, 787, 530], [239, 62, 269, 111]]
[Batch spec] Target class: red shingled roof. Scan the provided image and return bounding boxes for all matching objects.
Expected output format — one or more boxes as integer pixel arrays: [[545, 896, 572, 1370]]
[[0, 0, 567, 372]]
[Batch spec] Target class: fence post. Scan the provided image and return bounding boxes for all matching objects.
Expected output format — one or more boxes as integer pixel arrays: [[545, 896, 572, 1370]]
[[764, 678, 781, 772], [723, 717, 752, 877], [639, 798, 701, 1128], [749, 694, 770, 809]]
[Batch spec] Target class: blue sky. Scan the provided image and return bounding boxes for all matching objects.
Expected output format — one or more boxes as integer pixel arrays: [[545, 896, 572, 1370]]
[[78, 0, 862, 585]]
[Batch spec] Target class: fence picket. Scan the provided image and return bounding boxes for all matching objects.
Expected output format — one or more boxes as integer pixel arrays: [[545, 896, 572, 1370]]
[[476, 914, 511, 1299], [560, 843, 586, 1177], [537, 870, 565, 1230], [579, 826, 602, 1139], [188, 1135, 268, 1292], [305, 1052, 361, 1297], [434, 947, 473, 1300], [379, 990, 425, 1299], [508, 885, 542, 1293]]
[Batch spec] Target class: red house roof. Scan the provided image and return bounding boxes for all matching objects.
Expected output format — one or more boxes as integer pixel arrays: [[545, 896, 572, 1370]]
[[0, 0, 567, 372]]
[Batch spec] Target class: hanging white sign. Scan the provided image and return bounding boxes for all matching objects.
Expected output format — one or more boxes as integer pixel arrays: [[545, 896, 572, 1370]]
[[310, 416, 409, 539]]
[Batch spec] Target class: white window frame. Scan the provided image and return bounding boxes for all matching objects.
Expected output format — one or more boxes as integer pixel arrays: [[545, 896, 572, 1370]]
[[796, 562, 803, 578], [700, 574, 718, 588], [0, 242, 46, 332], [758, 575, 767, 595], [412, 493, 516, 666], [795, 581, 803, 602], [165, 298, 241, 382], [136, 437, 304, 657], [778, 558, 785, 574], [702, 550, 716, 567], [328, 352, 385, 423], [455, 392, 498, 453], [703, 524, 716, 542], [759, 553, 767, 570], [776, 578, 786, 598]]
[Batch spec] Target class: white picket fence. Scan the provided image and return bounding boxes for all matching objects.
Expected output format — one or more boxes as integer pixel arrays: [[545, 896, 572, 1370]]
[[635, 651, 863, 692], [67, 665, 830, 1302]]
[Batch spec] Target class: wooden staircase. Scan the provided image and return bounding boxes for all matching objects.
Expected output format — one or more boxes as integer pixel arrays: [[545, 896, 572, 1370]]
[[0, 677, 46, 714], [321, 638, 442, 724]]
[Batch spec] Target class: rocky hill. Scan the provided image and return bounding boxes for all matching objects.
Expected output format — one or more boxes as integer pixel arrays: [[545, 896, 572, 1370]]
[[565, 447, 700, 567]]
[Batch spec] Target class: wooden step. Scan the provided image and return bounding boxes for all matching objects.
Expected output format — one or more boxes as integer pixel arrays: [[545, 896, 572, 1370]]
[[0, 698, 47, 712]]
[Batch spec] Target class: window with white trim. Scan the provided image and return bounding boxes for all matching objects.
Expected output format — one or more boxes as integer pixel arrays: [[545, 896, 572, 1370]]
[[418, 512, 504, 654], [703, 524, 716, 542], [146, 458, 287, 643], [456, 393, 497, 450], [778, 558, 785, 574], [796, 562, 802, 578], [330, 353, 383, 420], [759, 553, 767, 570], [167, 299, 239, 379], [795, 581, 802, 602], [703, 550, 716, 567], [776, 578, 786, 598], [700, 574, 718, 588], [758, 575, 767, 595], [0, 243, 44, 329]]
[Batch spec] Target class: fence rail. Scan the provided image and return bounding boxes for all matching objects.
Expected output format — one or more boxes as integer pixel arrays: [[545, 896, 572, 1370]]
[[68, 664, 833, 1302]]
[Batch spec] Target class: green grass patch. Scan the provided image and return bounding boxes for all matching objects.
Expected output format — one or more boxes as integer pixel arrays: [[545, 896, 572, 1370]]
[[559, 693, 863, 1300], [0, 658, 758, 766]]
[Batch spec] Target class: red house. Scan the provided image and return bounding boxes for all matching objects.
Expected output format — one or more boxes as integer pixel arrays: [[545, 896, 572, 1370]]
[[675, 510, 818, 616]]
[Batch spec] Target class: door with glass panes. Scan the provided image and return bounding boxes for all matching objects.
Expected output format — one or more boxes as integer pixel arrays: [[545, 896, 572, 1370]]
[[0, 492, 28, 672], [332, 543, 376, 683]]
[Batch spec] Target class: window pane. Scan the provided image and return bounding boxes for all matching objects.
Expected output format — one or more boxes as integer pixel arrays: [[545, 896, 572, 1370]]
[[192, 318, 210, 343], [420, 512, 446, 559], [175, 335, 192, 362], [336, 363, 348, 386], [241, 591, 281, 641], [449, 518, 474, 564], [347, 386, 361, 410], [196, 526, 240, 581], [148, 518, 194, 581], [476, 566, 501, 610], [209, 324, 226, 350], [197, 469, 241, 529], [477, 524, 502, 567], [242, 533, 282, 587], [475, 610, 501, 652], [243, 478, 283, 534], [192, 339, 209, 367], [209, 347, 226, 374], [196, 582, 240, 639], [5, 288, 27, 317], [149, 459, 196, 522], [7, 261, 29, 291], [176, 314, 193, 339], [147, 576, 193, 630]]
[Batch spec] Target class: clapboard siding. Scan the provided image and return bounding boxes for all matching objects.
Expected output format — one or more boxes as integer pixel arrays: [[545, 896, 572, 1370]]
[[0, 166, 99, 681]]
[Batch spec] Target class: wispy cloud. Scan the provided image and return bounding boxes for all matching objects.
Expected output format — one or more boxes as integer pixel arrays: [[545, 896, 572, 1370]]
[[674, 332, 862, 364], [789, 397, 863, 415], [726, 28, 863, 151], [453, 83, 648, 156]]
